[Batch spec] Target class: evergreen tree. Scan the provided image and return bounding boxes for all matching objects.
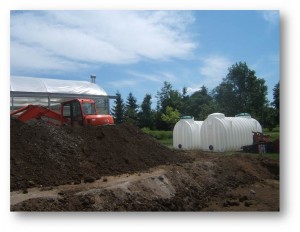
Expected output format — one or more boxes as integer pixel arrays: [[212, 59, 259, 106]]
[[181, 87, 189, 116], [125, 92, 139, 124], [272, 81, 280, 125], [139, 94, 154, 128], [111, 91, 125, 124]]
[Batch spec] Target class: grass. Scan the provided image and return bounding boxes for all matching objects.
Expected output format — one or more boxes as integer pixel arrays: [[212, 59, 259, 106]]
[[263, 126, 280, 141], [261, 153, 280, 160], [223, 151, 279, 161], [244, 153, 280, 161], [159, 138, 173, 148], [141, 128, 173, 148]]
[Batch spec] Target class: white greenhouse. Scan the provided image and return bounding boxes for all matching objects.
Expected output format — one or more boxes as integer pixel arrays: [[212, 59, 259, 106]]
[[173, 113, 262, 152], [10, 75, 116, 114]]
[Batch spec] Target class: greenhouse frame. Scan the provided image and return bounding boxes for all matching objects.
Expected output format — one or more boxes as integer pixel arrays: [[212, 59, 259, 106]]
[[10, 76, 116, 114]]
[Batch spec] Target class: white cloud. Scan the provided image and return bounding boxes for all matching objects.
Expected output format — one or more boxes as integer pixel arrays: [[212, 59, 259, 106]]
[[183, 54, 231, 94], [108, 79, 139, 88], [159, 72, 178, 83], [10, 41, 89, 72], [11, 11, 196, 72], [127, 70, 178, 84], [199, 55, 231, 87], [127, 71, 162, 83], [261, 11, 280, 25], [186, 87, 201, 95]]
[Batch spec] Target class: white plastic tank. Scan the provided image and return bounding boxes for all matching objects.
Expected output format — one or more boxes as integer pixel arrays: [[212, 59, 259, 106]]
[[200, 113, 262, 152], [173, 117, 203, 150]]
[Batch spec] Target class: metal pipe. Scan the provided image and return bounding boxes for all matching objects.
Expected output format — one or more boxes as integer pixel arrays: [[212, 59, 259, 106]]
[[90, 75, 96, 84]]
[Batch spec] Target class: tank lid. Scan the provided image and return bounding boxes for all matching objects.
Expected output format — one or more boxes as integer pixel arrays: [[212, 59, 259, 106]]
[[208, 113, 225, 119], [180, 116, 193, 119], [235, 113, 251, 118]]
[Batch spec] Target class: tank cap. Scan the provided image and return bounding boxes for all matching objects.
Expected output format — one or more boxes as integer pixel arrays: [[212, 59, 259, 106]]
[[235, 113, 251, 118], [180, 116, 193, 119], [208, 113, 225, 119]]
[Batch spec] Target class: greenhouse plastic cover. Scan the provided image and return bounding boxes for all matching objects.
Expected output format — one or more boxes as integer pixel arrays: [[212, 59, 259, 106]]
[[10, 76, 108, 96]]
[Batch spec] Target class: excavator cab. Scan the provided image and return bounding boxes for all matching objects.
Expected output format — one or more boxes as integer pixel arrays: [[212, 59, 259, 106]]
[[61, 99, 114, 126], [82, 102, 96, 115], [61, 99, 84, 126]]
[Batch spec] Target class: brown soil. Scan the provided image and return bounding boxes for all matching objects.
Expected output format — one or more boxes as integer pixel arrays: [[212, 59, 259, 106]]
[[10, 119, 190, 191], [10, 119, 279, 211]]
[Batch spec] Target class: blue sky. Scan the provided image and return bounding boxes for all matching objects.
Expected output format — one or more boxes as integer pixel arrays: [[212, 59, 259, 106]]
[[10, 10, 280, 108]]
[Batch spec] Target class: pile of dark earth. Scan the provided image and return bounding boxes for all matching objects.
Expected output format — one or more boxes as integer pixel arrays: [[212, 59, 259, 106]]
[[11, 118, 192, 191]]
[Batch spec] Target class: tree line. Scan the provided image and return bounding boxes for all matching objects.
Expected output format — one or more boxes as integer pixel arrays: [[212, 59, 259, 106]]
[[111, 62, 280, 131]]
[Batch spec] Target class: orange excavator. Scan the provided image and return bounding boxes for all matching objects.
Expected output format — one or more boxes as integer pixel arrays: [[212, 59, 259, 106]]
[[10, 98, 114, 126]]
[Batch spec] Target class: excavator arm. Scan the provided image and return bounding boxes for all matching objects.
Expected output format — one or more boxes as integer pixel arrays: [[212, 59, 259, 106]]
[[10, 105, 68, 124]]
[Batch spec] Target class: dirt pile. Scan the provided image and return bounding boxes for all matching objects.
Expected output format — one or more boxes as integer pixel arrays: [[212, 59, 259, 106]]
[[10, 118, 279, 211], [10, 119, 192, 191], [10, 152, 279, 211]]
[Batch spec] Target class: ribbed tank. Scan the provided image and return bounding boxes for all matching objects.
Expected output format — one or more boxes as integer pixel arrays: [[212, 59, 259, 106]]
[[200, 113, 262, 152], [173, 118, 203, 150]]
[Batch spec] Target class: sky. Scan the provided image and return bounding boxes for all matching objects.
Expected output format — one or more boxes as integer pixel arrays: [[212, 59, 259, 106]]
[[10, 10, 280, 109]]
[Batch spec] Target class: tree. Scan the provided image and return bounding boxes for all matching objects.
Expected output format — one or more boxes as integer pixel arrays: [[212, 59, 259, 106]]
[[139, 94, 154, 128], [212, 62, 268, 121], [156, 81, 183, 129], [156, 81, 182, 113], [181, 87, 189, 116], [185, 85, 216, 120], [124, 92, 139, 124], [272, 81, 280, 125], [261, 106, 277, 131], [111, 91, 125, 124], [161, 106, 180, 130], [212, 82, 237, 116]]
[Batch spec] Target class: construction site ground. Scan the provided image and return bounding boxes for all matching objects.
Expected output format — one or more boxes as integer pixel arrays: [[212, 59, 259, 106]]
[[10, 119, 279, 211]]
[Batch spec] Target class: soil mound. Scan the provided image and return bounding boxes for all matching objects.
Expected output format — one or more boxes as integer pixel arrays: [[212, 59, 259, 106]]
[[10, 151, 279, 211], [10, 119, 191, 191]]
